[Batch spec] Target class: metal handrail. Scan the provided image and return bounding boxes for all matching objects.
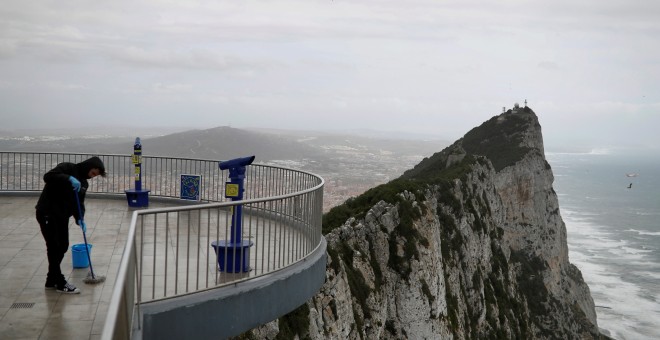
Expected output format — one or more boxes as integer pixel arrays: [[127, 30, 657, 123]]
[[0, 151, 324, 340], [0, 151, 318, 201]]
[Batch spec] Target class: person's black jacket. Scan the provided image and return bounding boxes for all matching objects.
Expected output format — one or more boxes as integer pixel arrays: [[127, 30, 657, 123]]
[[35, 157, 104, 221]]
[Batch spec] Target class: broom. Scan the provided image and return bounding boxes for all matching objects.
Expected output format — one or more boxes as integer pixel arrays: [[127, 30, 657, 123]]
[[73, 191, 106, 284]]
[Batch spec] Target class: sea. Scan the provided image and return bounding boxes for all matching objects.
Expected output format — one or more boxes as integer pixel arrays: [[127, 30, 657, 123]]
[[546, 150, 660, 340]]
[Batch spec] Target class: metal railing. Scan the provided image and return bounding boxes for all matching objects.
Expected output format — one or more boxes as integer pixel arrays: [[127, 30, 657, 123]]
[[0, 152, 324, 339], [0, 152, 317, 201]]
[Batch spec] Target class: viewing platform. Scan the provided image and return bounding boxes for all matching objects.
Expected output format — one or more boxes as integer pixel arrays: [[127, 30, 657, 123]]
[[0, 152, 326, 339]]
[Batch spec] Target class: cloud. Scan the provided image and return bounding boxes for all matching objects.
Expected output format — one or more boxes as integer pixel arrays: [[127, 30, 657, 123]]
[[1, 0, 660, 152], [151, 82, 193, 94], [538, 61, 559, 70], [0, 40, 16, 58], [40, 81, 87, 91]]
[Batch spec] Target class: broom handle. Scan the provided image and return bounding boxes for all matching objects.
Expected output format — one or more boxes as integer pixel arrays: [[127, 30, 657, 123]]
[[74, 190, 97, 279]]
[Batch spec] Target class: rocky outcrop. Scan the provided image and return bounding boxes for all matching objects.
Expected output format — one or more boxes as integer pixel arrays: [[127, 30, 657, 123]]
[[245, 107, 604, 339]]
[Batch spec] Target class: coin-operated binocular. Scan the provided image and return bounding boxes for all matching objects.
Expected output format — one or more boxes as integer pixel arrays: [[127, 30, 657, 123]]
[[211, 155, 256, 272], [219, 156, 255, 171], [125, 137, 150, 207]]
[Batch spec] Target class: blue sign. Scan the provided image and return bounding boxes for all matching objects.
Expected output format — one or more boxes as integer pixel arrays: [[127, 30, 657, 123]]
[[180, 174, 201, 201]]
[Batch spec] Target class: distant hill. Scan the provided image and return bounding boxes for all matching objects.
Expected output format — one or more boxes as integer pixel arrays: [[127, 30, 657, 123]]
[[139, 126, 321, 161], [245, 127, 447, 159], [0, 126, 445, 163], [0, 126, 322, 161]]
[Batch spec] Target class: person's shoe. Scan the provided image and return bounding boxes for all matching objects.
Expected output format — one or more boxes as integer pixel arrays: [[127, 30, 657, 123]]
[[55, 282, 80, 294], [45, 282, 56, 290]]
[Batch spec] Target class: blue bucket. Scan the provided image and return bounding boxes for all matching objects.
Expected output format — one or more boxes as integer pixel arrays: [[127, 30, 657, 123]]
[[71, 243, 92, 268]]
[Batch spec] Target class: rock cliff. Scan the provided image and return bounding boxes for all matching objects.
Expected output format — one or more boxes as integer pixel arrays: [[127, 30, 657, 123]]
[[245, 107, 605, 339]]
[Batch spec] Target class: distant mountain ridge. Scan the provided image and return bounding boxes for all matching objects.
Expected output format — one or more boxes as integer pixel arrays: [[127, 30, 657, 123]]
[[0, 126, 322, 161], [140, 126, 320, 161], [0, 126, 443, 163]]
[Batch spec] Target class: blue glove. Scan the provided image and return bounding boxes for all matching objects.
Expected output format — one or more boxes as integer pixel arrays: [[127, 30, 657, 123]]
[[78, 220, 87, 233], [68, 176, 81, 192]]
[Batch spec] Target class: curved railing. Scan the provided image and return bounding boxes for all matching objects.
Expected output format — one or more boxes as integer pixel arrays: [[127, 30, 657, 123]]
[[0, 152, 318, 201], [0, 152, 324, 339]]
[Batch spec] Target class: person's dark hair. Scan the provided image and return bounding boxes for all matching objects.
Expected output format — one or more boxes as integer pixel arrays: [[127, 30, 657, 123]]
[[79, 156, 107, 178], [94, 157, 107, 177]]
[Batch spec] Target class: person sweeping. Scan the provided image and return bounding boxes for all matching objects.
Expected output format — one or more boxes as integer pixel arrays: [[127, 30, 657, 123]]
[[35, 156, 106, 294]]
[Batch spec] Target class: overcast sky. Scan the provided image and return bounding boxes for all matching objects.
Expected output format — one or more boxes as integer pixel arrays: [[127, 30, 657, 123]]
[[1, 1, 659, 152]]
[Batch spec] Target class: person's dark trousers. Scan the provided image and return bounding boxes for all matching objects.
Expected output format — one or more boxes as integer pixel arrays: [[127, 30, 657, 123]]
[[36, 211, 70, 286]]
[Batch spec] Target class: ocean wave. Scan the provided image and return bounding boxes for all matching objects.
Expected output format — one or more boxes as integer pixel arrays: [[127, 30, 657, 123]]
[[625, 229, 660, 236], [564, 215, 660, 339], [635, 212, 660, 217], [552, 151, 660, 339], [619, 245, 653, 255], [568, 248, 660, 339], [589, 148, 612, 155], [634, 271, 660, 280], [562, 209, 600, 217], [546, 149, 611, 156]]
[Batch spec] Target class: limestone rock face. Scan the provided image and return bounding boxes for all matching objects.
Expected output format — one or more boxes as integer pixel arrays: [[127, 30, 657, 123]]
[[258, 107, 602, 339]]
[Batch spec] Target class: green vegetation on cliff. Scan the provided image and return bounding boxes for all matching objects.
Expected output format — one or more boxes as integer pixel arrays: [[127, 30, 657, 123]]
[[462, 107, 537, 172], [401, 107, 537, 179], [322, 178, 423, 234], [322, 153, 479, 234]]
